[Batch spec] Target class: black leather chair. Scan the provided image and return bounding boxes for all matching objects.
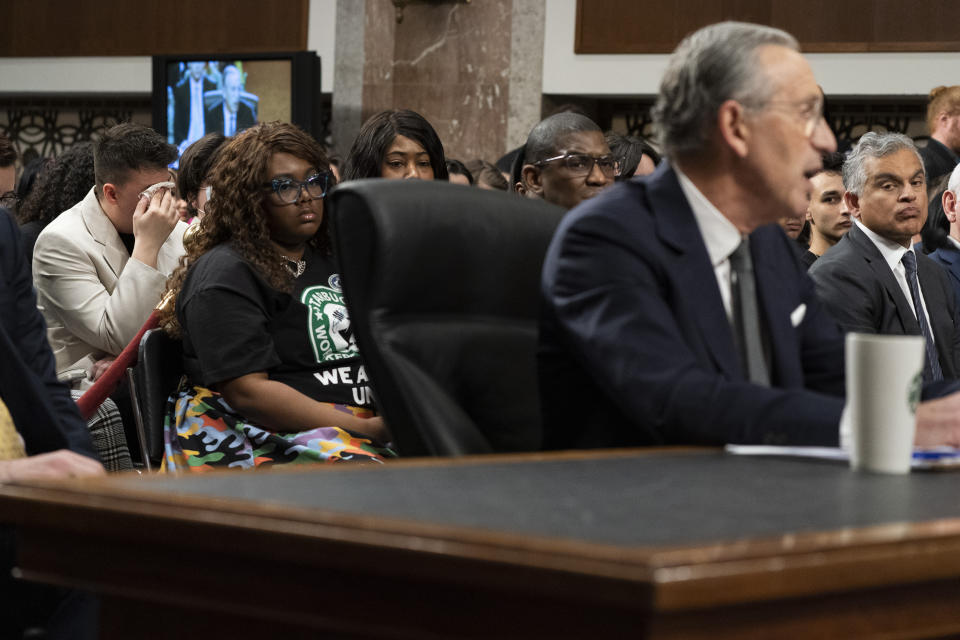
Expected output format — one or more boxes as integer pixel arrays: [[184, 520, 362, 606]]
[[127, 328, 183, 471], [329, 179, 566, 456]]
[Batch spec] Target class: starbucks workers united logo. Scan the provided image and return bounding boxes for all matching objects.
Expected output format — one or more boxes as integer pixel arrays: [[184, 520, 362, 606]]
[[301, 276, 358, 363]]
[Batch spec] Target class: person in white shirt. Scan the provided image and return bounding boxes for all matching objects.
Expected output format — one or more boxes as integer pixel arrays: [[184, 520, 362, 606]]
[[33, 123, 187, 385]]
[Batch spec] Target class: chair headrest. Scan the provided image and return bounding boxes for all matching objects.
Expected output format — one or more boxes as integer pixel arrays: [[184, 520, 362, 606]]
[[329, 179, 566, 318]]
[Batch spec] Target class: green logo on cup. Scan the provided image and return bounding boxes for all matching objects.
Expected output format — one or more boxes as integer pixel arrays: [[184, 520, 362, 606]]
[[908, 371, 922, 414]]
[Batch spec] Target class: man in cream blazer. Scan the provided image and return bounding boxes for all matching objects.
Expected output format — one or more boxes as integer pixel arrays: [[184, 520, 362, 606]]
[[33, 123, 185, 385]]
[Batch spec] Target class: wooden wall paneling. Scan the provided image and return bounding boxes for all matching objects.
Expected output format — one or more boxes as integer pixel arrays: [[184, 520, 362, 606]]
[[720, 0, 769, 26], [871, 0, 960, 52], [575, 0, 960, 53], [1, 0, 308, 57], [769, 0, 873, 52], [575, 0, 720, 54]]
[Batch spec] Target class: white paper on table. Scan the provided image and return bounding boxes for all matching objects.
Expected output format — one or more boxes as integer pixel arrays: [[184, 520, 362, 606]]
[[724, 445, 960, 470]]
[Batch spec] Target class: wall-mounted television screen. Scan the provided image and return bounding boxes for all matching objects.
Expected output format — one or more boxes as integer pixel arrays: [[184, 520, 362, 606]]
[[152, 51, 321, 164]]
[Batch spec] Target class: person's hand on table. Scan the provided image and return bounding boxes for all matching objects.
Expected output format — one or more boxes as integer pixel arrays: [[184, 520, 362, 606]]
[[916, 393, 960, 447], [0, 450, 105, 483]]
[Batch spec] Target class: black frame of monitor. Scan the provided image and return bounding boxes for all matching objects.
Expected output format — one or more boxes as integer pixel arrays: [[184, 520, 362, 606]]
[[151, 51, 322, 143]]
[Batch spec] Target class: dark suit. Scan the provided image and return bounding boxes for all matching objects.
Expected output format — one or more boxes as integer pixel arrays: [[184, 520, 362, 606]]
[[930, 243, 960, 308], [172, 76, 216, 146], [918, 138, 959, 183], [0, 209, 98, 637], [205, 101, 256, 137], [539, 163, 846, 450], [809, 223, 960, 378], [0, 210, 96, 458]]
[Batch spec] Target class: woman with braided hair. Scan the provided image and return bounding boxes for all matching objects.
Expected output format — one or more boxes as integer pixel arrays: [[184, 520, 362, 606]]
[[159, 121, 391, 471]]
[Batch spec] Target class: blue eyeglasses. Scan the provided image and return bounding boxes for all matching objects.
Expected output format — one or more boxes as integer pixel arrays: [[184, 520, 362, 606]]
[[264, 171, 332, 204]]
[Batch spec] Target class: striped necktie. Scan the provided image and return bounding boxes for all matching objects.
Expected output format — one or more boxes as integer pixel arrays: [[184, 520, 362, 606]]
[[901, 251, 943, 382]]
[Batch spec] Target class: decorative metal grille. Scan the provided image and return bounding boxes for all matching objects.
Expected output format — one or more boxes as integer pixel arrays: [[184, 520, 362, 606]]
[[0, 93, 333, 166], [546, 94, 931, 149], [0, 95, 151, 166]]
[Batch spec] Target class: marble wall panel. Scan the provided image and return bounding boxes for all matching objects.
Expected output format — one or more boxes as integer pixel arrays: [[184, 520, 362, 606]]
[[335, 0, 544, 165], [507, 0, 545, 150], [391, 81, 508, 162], [387, 1, 513, 161]]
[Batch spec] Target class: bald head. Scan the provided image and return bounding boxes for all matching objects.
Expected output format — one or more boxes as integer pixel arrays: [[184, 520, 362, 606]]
[[524, 113, 603, 164]]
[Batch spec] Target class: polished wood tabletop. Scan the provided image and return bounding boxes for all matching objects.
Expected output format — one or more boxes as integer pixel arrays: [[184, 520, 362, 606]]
[[3, 448, 960, 639]]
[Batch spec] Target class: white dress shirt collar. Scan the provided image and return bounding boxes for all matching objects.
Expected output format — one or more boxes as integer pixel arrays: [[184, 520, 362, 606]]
[[854, 218, 932, 329], [675, 167, 742, 267], [854, 218, 912, 271]]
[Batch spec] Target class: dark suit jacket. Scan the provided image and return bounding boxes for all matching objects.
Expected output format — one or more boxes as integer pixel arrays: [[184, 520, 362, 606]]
[[0, 210, 97, 459], [930, 243, 960, 309], [205, 102, 256, 137], [808, 223, 960, 378], [538, 163, 846, 450], [918, 138, 959, 183], [172, 77, 216, 146]]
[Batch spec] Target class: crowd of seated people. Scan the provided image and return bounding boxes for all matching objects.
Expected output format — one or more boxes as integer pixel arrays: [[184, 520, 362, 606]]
[[7, 65, 960, 473], [7, 17, 960, 638]]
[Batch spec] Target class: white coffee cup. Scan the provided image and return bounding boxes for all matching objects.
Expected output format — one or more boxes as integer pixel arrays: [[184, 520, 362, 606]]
[[845, 333, 924, 474]]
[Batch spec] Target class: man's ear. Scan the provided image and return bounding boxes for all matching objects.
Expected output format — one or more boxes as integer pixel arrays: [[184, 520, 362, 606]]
[[805, 208, 814, 223], [101, 183, 120, 206], [522, 165, 544, 198], [717, 99, 750, 159], [844, 190, 861, 219], [944, 189, 959, 223]]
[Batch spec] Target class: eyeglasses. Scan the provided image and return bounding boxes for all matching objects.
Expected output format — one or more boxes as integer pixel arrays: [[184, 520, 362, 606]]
[[264, 171, 331, 204], [752, 95, 825, 138], [535, 153, 620, 178], [196, 185, 213, 216], [0, 191, 19, 211]]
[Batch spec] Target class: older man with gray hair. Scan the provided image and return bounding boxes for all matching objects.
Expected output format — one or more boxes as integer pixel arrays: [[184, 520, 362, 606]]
[[539, 22, 960, 451], [810, 132, 960, 382]]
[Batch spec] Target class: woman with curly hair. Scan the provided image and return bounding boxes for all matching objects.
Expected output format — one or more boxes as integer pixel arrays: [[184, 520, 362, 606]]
[[17, 142, 95, 264], [342, 109, 448, 182], [159, 122, 390, 471]]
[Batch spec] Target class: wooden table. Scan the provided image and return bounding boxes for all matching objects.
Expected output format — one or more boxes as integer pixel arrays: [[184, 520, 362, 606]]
[[3, 449, 960, 639]]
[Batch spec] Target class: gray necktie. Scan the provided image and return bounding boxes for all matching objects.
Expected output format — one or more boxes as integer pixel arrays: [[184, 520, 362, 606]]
[[729, 239, 770, 385], [901, 250, 943, 382]]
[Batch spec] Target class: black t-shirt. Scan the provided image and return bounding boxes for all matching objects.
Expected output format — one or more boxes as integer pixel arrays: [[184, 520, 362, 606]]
[[177, 243, 372, 408]]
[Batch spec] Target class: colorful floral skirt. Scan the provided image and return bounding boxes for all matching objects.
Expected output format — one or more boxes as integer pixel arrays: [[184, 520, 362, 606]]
[[162, 385, 394, 473]]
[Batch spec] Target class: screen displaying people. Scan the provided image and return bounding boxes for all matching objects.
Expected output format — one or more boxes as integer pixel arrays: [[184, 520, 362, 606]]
[[166, 59, 292, 154]]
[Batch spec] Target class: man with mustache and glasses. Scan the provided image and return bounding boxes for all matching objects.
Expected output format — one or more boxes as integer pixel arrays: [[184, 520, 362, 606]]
[[520, 113, 618, 210], [810, 132, 960, 382]]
